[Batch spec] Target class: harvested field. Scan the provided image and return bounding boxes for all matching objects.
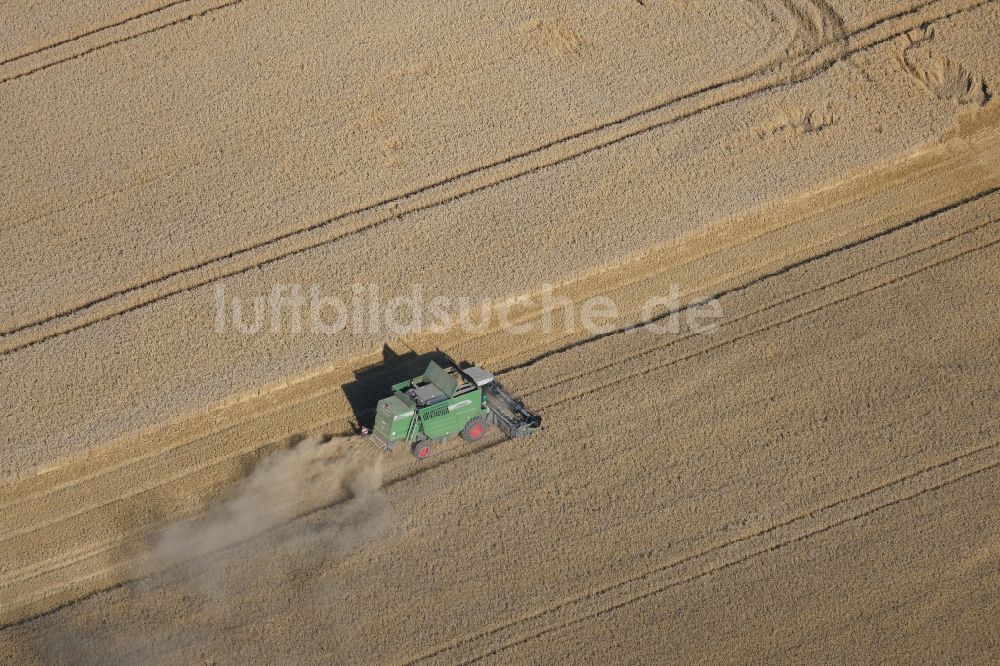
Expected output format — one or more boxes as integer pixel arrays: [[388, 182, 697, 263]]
[[1, 0, 998, 663]]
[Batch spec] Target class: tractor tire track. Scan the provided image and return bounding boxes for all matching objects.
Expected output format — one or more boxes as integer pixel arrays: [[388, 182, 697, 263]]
[[0, 412, 336, 588], [488, 207, 1000, 380], [0, 0, 987, 357], [540, 233, 1000, 411], [0, 141, 994, 571], [418, 441, 1000, 665], [0, 369, 353, 512], [0, 420, 500, 629], [0, 107, 995, 627], [517, 200, 1000, 396], [0, 0, 198, 67], [1, 186, 992, 630], [0, 0, 244, 86]]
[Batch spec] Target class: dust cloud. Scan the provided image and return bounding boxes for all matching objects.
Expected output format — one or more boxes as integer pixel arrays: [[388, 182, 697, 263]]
[[154, 435, 385, 566], [36, 437, 391, 664]]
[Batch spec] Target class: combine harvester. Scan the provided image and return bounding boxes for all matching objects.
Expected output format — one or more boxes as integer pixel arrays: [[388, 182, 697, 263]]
[[362, 355, 542, 460]]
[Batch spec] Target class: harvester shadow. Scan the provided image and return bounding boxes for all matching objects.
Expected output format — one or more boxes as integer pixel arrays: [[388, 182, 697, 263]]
[[341, 344, 458, 431]]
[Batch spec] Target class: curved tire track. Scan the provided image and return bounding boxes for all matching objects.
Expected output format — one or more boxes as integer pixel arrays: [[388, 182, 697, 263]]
[[1, 0, 988, 357]]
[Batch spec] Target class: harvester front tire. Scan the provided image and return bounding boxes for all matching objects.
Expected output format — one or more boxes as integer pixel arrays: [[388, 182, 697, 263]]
[[461, 417, 489, 442], [411, 441, 433, 460]]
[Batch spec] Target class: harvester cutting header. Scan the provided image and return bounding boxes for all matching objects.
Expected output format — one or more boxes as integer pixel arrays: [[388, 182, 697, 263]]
[[362, 355, 542, 460]]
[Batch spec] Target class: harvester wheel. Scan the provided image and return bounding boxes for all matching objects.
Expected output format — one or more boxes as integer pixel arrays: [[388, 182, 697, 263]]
[[461, 416, 489, 442], [411, 440, 433, 460]]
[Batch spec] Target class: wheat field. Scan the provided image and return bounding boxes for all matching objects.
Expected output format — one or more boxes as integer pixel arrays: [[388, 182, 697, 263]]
[[1, 1, 998, 663]]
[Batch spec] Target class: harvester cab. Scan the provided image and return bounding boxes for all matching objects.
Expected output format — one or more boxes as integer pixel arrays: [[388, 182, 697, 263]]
[[363, 356, 541, 460]]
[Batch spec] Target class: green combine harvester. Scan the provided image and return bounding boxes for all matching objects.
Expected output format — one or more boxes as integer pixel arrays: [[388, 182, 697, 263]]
[[362, 355, 542, 460]]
